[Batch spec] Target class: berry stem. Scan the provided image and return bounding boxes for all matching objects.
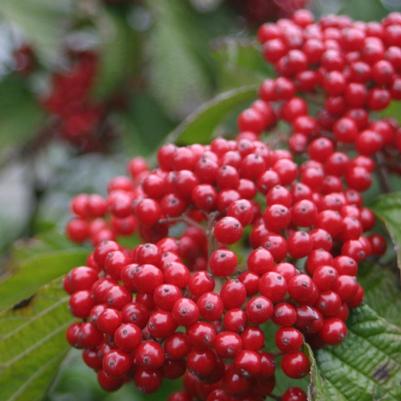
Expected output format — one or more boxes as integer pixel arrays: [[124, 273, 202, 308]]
[[207, 211, 219, 259], [159, 215, 205, 232], [375, 153, 392, 194]]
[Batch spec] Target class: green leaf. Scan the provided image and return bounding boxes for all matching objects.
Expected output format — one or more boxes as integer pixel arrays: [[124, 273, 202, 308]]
[[379, 100, 401, 124], [359, 264, 401, 327], [0, 76, 45, 148], [165, 85, 257, 145], [339, 0, 387, 21], [119, 94, 175, 155], [0, 279, 72, 401], [146, 0, 211, 117], [0, 234, 87, 312], [92, 10, 139, 100], [0, 0, 72, 65], [370, 192, 401, 272], [309, 305, 401, 401], [307, 343, 347, 401], [213, 38, 274, 90]]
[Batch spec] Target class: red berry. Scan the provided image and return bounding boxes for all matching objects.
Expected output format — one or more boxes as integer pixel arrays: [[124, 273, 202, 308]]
[[220, 280, 247, 309], [214, 217, 243, 244], [246, 296, 273, 324], [259, 272, 287, 302], [153, 284, 182, 311], [114, 323, 141, 352], [103, 350, 131, 377], [209, 249, 238, 277], [235, 350, 261, 376], [214, 331, 243, 358], [197, 292, 224, 321], [275, 327, 304, 353], [247, 247, 275, 276], [281, 352, 310, 378], [273, 303, 297, 327], [320, 318, 347, 344], [172, 298, 200, 327], [281, 387, 307, 401], [288, 274, 318, 305], [134, 368, 162, 394], [147, 310, 177, 338], [135, 340, 164, 369]]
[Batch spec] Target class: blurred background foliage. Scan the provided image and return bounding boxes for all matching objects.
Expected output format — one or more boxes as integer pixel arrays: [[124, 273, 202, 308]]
[[0, 0, 400, 400]]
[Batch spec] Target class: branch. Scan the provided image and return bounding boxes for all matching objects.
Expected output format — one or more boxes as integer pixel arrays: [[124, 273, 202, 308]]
[[159, 215, 205, 232]]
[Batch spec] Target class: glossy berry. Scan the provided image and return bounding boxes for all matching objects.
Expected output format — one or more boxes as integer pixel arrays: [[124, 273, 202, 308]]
[[114, 323, 141, 352], [246, 296, 273, 324], [214, 217, 243, 244], [209, 249, 238, 277], [320, 318, 348, 345], [281, 352, 310, 378], [275, 327, 304, 353], [281, 387, 307, 401]]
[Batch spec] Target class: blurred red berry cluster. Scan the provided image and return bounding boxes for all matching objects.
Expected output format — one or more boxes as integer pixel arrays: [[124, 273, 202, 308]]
[[42, 52, 117, 151]]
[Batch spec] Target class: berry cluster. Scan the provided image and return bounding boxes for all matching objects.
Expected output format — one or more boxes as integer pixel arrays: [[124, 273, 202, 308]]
[[66, 157, 148, 245], [42, 52, 116, 151], [64, 9, 395, 401], [257, 9, 401, 168]]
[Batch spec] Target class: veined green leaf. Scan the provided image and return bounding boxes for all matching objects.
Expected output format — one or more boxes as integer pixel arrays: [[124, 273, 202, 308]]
[[0, 234, 87, 312], [359, 264, 401, 327], [308, 305, 401, 401], [0, 279, 72, 401]]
